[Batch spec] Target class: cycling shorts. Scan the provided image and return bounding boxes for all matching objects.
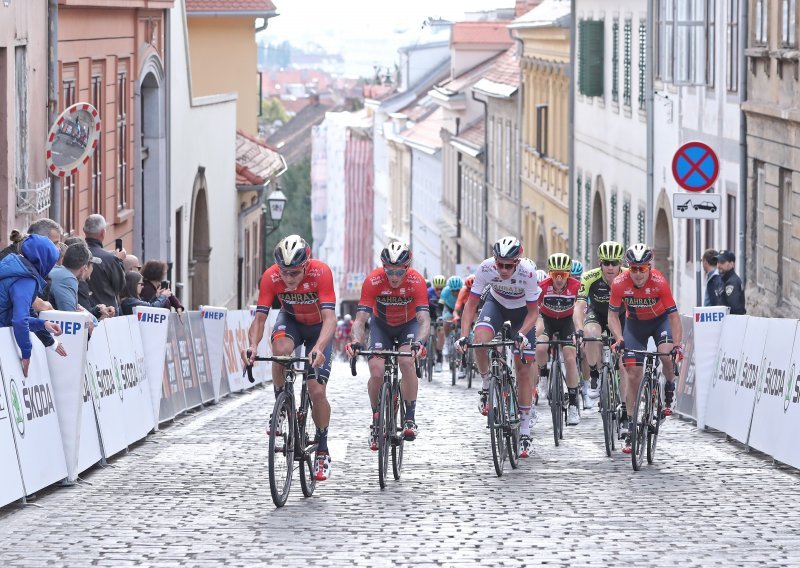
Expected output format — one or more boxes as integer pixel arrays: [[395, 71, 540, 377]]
[[474, 295, 536, 359], [271, 311, 333, 381], [368, 316, 419, 353], [584, 306, 625, 336], [622, 314, 673, 367], [442, 307, 454, 321], [539, 315, 576, 347]]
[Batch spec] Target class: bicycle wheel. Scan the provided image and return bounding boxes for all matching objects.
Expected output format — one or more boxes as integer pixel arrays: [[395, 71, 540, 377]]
[[377, 382, 391, 489], [647, 381, 662, 464], [297, 400, 316, 498], [505, 378, 521, 469], [609, 366, 619, 451], [392, 383, 405, 480], [599, 367, 612, 457], [487, 376, 506, 477], [548, 363, 561, 447], [450, 340, 458, 386], [631, 375, 651, 472], [268, 392, 294, 507], [466, 349, 475, 389]]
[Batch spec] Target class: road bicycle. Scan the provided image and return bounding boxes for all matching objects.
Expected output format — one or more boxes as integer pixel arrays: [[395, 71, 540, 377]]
[[537, 335, 577, 447], [350, 341, 421, 489], [581, 336, 623, 456], [245, 351, 321, 508], [466, 322, 523, 477], [423, 319, 443, 382], [625, 348, 679, 471]]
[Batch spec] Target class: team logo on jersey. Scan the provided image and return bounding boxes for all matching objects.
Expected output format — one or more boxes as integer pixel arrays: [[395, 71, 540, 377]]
[[725, 285, 734, 296], [279, 292, 318, 304], [307, 268, 322, 278], [370, 276, 382, 285], [626, 297, 658, 309], [303, 283, 310, 289], [379, 296, 412, 306], [645, 288, 651, 294]]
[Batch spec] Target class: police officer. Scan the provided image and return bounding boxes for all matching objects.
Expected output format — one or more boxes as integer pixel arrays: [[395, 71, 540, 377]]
[[715, 250, 746, 314]]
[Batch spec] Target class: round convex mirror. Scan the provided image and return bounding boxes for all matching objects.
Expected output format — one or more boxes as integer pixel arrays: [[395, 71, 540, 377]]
[[46, 102, 101, 177]]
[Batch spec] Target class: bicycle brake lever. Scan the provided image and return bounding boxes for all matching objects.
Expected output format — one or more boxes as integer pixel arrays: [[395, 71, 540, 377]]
[[244, 349, 255, 383]]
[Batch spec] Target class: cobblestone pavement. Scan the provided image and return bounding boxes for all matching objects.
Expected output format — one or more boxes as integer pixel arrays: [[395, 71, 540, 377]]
[[2, 360, 800, 566]]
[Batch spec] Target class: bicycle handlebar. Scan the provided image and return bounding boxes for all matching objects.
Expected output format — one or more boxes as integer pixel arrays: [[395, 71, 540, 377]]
[[244, 350, 321, 384], [620, 348, 681, 377], [349, 347, 422, 379]]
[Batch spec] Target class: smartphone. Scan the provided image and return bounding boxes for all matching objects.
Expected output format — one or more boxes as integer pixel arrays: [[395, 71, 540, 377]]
[[161, 280, 170, 290], [115, 238, 123, 252]]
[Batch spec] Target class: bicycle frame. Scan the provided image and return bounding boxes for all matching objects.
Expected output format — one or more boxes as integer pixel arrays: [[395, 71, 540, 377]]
[[537, 337, 575, 447]]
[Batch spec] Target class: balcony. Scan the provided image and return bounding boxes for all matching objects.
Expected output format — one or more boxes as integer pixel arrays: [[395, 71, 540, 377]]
[[16, 179, 51, 214]]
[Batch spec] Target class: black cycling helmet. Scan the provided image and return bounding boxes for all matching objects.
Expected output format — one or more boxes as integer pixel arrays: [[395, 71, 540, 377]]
[[274, 235, 311, 268]]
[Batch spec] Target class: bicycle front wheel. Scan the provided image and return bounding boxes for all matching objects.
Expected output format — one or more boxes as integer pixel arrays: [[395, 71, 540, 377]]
[[647, 381, 662, 464], [548, 365, 562, 446], [631, 376, 651, 472], [599, 367, 613, 457], [505, 378, 521, 469], [392, 383, 405, 480], [297, 398, 316, 498], [377, 382, 391, 489], [466, 349, 475, 389], [487, 376, 506, 477], [426, 335, 436, 382], [268, 392, 294, 507]]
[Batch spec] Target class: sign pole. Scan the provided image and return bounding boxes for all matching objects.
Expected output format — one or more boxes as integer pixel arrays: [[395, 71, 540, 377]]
[[695, 220, 702, 307]]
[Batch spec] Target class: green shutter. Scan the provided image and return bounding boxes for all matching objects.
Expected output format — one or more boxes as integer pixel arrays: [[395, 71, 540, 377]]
[[579, 20, 605, 97]]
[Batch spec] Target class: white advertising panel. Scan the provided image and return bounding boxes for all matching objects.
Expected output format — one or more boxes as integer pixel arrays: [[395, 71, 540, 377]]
[[85, 322, 127, 458], [674, 315, 696, 421], [0, 363, 25, 507], [200, 306, 228, 401], [0, 328, 68, 493], [748, 319, 798, 457], [76, 372, 102, 474], [132, 306, 170, 429], [691, 306, 729, 429], [249, 306, 270, 384], [773, 325, 800, 469], [224, 310, 250, 392], [705, 315, 749, 438], [187, 311, 215, 403], [40, 310, 90, 482]]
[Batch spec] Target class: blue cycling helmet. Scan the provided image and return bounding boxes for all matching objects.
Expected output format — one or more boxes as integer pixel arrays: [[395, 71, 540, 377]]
[[447, 275, 463, 290], [571, 260, 584, 277]]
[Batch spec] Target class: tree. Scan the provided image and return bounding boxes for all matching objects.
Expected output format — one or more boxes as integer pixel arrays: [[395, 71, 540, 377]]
[[266, 157, 312, 257], [261, 97, 290, 125]]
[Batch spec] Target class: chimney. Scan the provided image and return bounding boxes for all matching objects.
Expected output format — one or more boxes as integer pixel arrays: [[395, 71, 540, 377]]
[[516, 0, 544, 17]]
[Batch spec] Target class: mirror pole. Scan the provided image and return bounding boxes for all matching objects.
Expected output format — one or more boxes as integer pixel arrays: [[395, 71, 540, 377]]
[[48, 0, 61, 224]]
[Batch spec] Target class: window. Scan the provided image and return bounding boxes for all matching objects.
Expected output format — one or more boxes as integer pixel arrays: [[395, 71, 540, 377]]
[[706, 0, 716, 86], [779, 169, 793, 301], [656, 0, 675, 81], [637, 207, 645, 242], [705, 219, 714, 248], [504, 120, 511, 194], [755, 0, 768, 45], [585, 179, 592, 265], [753, 160, 765, 286], [624, 20, 632, 106], [610, 191, 618, 239], [62, 77, 76, 234], [15, 47, 27, 191], [488, 117, 495, 186], [536, 105, 548, 157], [612, 19, 620, 102], [576, 174, 583, 258], [91, 71, 103, 215], [675, 0, 706, 84], [117, 63, 128, 210], [726, 193, 737, 251], [638, 20, 647, 108], [622, 198, 631, 246], [727, 0, 739, 91], [782, 0, 797, 47], [578, 20, 605, 97]]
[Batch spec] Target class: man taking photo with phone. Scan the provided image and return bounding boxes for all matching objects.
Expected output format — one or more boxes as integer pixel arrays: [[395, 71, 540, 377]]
[[83, 214, 126, 316]]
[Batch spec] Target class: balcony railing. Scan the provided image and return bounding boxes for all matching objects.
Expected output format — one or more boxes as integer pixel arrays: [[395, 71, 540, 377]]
[[17, 179, 51, 214]]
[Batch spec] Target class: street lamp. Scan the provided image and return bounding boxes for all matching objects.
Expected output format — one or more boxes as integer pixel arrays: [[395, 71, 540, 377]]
[[267, 188, 287, 226]]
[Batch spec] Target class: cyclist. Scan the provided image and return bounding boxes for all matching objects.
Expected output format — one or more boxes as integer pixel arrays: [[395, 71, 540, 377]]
[[244, 235, 336, 482], [535, 253, 582, 426], [574, 241, 628, 415], [455, 236, 540, 459], [439, 275, 461, 370], [608, 244, 683, 454], [346, 241, 431, 447], [452, 274, 475, 323], [428, 274, 446, 372], [571, 260, 584, 279]]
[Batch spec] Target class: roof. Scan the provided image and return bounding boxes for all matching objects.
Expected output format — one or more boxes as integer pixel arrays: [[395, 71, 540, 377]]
[[456, 119, 485, 148], [266, 102, 340, 166], [236, 130, 285, 186], [509, 0, 571, 29], [436, 52, 504, 95], [451, 21, 514, 46], [400, 107, 444, 153], [473, 46, 519, 95], [186, 0, 277, 14]]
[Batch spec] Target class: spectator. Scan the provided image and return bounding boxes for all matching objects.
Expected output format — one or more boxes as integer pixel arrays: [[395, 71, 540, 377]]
[[83, 214, 126, 315], [0, 218, 63, 262], [120, 271, 171, 315], [0, 234, 66, 376], [702, 248, 721, 307], [140, 260, 184, 312], [123, 254, 141, 273], [49, 242, 102, 312], [716, 250, 746, 315]]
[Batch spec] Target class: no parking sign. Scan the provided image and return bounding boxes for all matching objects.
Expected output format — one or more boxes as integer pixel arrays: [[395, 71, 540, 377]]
[[672, 141, 719, 192]]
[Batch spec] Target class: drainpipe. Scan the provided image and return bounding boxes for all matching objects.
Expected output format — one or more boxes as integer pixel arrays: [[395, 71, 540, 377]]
[[568, 0, 576, 256], [455, 117, 462, 265], [471, 91, 489, 258], [48, 0, 60, 224], [645, 0, 655, 245], [738, 0, 748, 286], [511, 32, 524, 244]]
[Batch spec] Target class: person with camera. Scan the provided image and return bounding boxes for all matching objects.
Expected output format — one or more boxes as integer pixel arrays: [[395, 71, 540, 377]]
[[140, 260, 184, 312]]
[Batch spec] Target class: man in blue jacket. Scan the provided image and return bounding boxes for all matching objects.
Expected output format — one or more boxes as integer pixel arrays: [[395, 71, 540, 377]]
[[0, 234, 66, 376]]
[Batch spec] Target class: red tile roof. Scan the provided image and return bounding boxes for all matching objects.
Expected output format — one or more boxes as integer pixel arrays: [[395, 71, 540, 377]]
[[401, 108, 445, 151], [437, 52, 504, 93], [456, 119, 485, 149], [187, 0, 277, 13], [451, 21, 514, 46], [236, 130, 285, 186], [481, 47, 519, 88]]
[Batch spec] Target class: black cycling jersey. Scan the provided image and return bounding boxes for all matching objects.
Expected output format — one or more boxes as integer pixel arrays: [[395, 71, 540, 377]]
[[576, 267, 626, 319]]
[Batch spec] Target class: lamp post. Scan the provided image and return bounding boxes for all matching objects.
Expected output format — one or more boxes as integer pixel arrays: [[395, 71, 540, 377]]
[[265, 187, 288, 236]]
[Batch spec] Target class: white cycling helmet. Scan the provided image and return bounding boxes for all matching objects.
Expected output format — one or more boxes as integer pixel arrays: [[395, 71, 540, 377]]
[[536, 269, 548, 283], [274, 234, 311, 268], [381, 240, 412, 266], [492, 236, 523, 260], [625, 243, 654, 265]]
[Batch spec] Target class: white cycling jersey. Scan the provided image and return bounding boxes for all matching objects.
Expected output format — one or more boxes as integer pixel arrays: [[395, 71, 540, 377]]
[[470, 257, 541, 310]]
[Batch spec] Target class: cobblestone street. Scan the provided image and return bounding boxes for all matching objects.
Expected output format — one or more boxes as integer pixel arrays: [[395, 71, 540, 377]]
[[1, 360, 799, 566]]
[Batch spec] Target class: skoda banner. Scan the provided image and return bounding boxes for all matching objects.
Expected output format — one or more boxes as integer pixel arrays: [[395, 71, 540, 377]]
[[0, 328, 68, 494], [674, 315, 696, 421], [187, 311, 215, 403], [85, 322, 127, 458], [40, 310, 90, 483], [0, 362, 25, 507], [159, 315, 188, 423], [173, 313, 202, 410], [690, 306, 728, 429], [224, 310, 251, 392], [76, 370, 103, 475], [705, 315, 749, 439], [133, 306, 170, 429], [774, 324, 800, 469], [200, 306, 228, 401]]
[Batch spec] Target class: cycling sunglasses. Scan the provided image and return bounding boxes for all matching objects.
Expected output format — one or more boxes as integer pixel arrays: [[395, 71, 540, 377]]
[[280, 267, 305, 277], [384, 268, 407, 277], [601, 260, 620, 267], [495, 261, 518, 270], [549, 270, 570, 278], [628, 265, 651, 274]]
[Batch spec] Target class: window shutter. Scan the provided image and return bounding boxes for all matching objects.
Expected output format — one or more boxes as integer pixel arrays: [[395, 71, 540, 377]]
[[579, 20, 605, 97]]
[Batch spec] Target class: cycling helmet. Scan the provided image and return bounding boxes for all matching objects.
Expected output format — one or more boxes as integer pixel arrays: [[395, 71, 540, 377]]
[[465, 274, 476, 288], [547, 252, 571, 272], [344, 314, 352, 321], [274, 235, 311, 268], [571, 260, 584, 277], [536, 269, 548, 283], [425, 279, 432, 287], [447, 275, 463, 290], [432, 274, 446, 289], [598, 240, 625, 262], [625, 243, 654, 265], [380, 240, 411, 266], [492, 236, 523, 260]]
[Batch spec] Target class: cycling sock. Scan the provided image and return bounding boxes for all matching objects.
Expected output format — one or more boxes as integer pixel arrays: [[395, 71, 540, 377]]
[[568, 387, 578, 406], [481, 372, 490, 390], [520, 405, 531, 436], [436, 350, 443, 363], [404, 400, 416, 421], [316, 427, 329, 453], [589, 367, 599, 389], [539, 366, 548, 378]]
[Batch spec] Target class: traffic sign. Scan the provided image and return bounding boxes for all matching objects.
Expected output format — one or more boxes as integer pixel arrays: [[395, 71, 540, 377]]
[[672, 192, 721, 220], [672, 141, 719, 192]]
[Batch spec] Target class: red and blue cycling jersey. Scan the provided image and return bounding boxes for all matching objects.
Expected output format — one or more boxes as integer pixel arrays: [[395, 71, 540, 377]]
[[256, 259, 336, 325], [537, 277, 581, 319], [608, 269, 677, 321], [358, 268, 429, 327]]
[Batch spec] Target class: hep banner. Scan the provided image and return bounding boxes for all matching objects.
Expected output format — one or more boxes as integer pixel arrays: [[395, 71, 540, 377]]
[[200, 306, 228, 401], [133, 306, 170, 429], [187, 311, 215, 403], [0, 361, 25, 507], [691, 307, 728, 429], [674, 315, 696, 421], [173, 313, 202, 410], [159, 314, 188, 423]]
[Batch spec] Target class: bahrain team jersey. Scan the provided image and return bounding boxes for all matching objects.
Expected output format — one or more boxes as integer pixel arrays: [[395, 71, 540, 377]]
[[256, 259, 336, 325], [357, 268, 429, 327]]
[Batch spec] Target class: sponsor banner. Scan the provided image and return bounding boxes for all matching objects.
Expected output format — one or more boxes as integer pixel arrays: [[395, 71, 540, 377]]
[[691, 307, 728, 429], [0, 362, 25, 507], [705, 315, 748, 437], [223, 310, 251, 392], [133, 306, 170, 429], [674, 314, 697, 421], [200, 306, 228, 401], [159, 314, 188, 423], [173, 313, 203, 409], [188, 311, 215, 403], [772, 324, 800, 469], [0, 328, 68, 493], [40, 310, 90, 482], [85, 322, 127, 458], [748, 319, 798, 459], [249, 306, 271, 384], [76, 371, 103, 474]]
